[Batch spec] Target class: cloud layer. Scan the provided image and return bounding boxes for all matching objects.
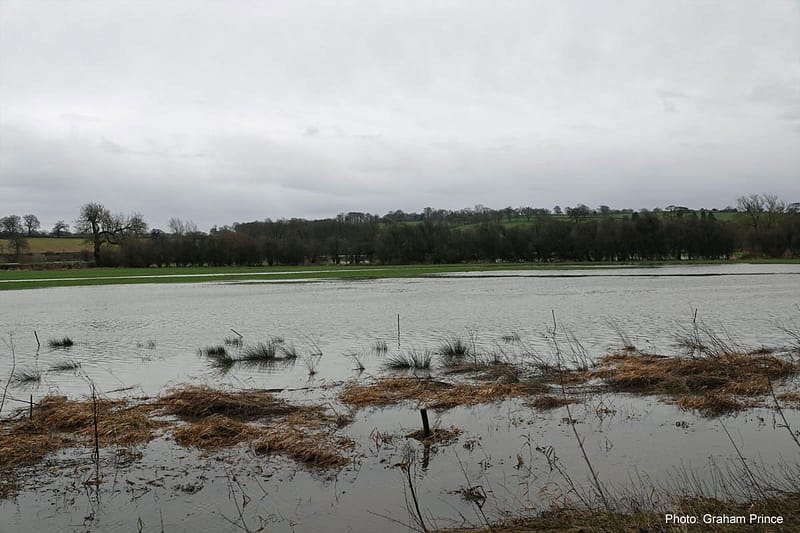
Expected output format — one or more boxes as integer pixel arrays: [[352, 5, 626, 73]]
[[1, 0, 799, 230]]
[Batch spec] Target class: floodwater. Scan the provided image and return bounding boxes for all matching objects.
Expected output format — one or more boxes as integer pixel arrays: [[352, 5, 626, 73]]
[[1, 264, 800, 532]]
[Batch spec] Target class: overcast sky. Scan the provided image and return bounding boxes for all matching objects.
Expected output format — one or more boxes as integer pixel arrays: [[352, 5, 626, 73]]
[[1, 1, 799, 231]]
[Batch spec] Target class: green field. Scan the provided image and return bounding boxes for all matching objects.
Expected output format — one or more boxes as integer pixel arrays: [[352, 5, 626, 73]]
[[1, 237, 89, 254], [0, 259, 796, 291]]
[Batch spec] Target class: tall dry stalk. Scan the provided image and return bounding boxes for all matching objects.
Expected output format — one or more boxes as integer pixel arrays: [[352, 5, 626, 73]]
[[549, 310, 610, 510]]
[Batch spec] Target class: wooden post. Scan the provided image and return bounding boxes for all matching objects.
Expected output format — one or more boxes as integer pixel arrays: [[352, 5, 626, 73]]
[[34, 331, 40, 350], [29, 394, 33, 419], [419, 408, 431, 438], [92, 384, 99, 462], [397, 314, 401, 348]]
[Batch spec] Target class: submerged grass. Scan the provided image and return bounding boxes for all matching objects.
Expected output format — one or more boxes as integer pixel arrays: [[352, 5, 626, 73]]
[[527, 395, 580, 410], [385, 348, 434, 370], [253, 427, 354, 468], [340, 376, 540, 410], [406, 425, 462, 445]]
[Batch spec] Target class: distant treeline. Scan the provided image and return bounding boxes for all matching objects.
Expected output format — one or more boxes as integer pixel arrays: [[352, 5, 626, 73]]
[[3, 194, 799, 267]]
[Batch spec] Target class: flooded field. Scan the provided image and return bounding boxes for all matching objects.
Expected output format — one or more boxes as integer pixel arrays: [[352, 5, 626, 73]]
[[1, 263, 800, 532]]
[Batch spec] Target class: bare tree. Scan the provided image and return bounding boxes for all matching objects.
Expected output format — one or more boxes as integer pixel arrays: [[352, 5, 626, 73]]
[[22, 214, 40, 236], [762, 193, 785, 228], [1, 215, 22, 235], [51, 220, 69, 237], [737, 194, 765, 229], [168, 217, 198, 236], [75, 203, 147, 265]]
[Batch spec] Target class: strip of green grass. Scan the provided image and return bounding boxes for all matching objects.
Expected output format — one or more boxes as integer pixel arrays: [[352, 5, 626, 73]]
[[0, 260, 797, 291]]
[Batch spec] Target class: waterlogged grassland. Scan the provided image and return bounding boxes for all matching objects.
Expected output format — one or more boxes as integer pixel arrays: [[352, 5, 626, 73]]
[[0, 259, 798, 291], [0, 263, 601, 291]]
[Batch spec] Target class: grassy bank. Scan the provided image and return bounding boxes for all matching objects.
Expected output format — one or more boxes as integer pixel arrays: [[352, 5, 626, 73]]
[[0, 260, 798, 291]]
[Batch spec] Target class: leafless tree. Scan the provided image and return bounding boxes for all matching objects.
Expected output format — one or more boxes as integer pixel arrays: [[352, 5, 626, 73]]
[[22, 214, 40, 235], [75, 203, 147, 265]]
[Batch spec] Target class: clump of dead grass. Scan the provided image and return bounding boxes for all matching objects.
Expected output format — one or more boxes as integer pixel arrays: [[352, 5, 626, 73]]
[[157, 385, 298, 421], [0, 429, 71, 470], [339, 377, 537, 410], [527, 395, 579, 410], [15, 396, 158, 445], [253, 427, 354, 468], [676, 394, 749, 416], [0, 395, 158, 472], [173, 415, 260, 449], [591, 352, 797, 397]]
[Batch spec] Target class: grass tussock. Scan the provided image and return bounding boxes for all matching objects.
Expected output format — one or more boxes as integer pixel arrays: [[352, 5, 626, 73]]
[[439, 336, 470, 357], [385, 349, 434, 370], [242, 341, 277, 360], [253, 427, 354, 468], [49, 360, 81, 371], [48, 337, 74, 348], [340, 377, 536, 410], [278, 343, 299, 359], [172, 415, 260, 449], [158, 385, 299, 420], [201, 345, 227, 356], [199, 346, 235, 369], [12, 368, 42, 384]]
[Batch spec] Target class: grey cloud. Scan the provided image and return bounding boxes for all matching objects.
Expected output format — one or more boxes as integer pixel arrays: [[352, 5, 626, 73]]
[[1, 0, 799, 228]]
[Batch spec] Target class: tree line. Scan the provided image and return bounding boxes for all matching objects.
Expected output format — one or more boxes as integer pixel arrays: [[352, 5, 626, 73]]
[[2, 194, 799, 266]]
